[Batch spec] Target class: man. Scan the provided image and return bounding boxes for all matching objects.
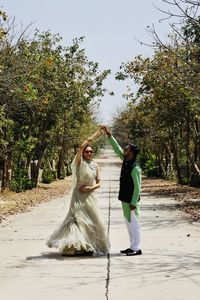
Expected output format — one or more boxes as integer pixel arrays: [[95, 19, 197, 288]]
[[101, 125, 142, 256]]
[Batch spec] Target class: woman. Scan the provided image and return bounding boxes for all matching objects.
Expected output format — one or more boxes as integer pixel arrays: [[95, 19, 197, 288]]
[[46, 129, 109, 256]]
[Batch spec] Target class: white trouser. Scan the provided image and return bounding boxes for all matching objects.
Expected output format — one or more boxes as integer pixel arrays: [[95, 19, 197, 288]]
[[125, 210, 141, 251]]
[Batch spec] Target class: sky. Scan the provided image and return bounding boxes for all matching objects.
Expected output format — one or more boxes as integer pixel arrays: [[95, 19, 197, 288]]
[[1, 0, 171, 124]]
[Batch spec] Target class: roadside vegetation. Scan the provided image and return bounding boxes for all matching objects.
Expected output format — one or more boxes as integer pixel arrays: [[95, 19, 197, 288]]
[[0, 10, 109, 193], [113, 0, 200, 187], [0, 1, 199, 223]]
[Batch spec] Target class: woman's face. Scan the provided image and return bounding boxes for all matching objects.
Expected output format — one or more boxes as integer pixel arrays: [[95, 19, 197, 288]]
[[83, 146, 93, 160]]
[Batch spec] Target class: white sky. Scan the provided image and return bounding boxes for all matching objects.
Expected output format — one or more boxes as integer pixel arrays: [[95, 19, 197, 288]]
[[1, 0, 172, 123]]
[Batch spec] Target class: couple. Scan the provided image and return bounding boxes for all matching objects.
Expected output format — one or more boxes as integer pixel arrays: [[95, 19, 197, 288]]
[[46, 126, 142, 256]]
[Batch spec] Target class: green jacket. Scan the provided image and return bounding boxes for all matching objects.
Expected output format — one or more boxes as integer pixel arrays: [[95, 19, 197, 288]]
[[108, 135, 141, 220]]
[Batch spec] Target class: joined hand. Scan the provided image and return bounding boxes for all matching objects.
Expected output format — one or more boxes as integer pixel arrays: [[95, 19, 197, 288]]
[[130, 204, 136, 210], [79, 185, 92, 193]]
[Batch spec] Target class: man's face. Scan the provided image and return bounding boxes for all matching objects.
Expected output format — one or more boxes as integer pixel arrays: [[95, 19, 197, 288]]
[[123, 145, 134, 160]]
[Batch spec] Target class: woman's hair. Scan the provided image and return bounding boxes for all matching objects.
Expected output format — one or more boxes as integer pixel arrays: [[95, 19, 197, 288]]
[[82, 144, 91, 154]]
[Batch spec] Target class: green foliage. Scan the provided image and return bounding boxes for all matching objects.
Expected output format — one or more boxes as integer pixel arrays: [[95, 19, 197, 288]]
[[161, 163, 177, 181], [0, 16, 110, 191], [0, 106, 14, 158], [0, 10, 7, 39], [183, 16, 200, 45], [41, 165, 56, 184], [143, 156, 158, 178], [10, 171, 34, 192], [114, 15, 200, 185]]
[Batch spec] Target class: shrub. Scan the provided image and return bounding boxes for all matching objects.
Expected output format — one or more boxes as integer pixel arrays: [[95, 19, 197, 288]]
[[9, 173, 34, 192], [41, 165, 56, 184]]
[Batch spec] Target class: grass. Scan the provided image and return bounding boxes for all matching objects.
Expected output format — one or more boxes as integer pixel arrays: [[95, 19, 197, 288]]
[[0, 176, 199, 223], [0, 178, 71, 223]]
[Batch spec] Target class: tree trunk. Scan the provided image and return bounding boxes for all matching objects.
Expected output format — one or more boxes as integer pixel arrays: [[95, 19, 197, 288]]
[[25, 154, 32, 178], [57, 148, 65, 179], [188, 153, 200, 184], [57, 114, 69, 179], [188, 118, 200, 185], [170, 136, 182, 184], [157, 148, 163, 177], [164, 142, 174, 178], [185, 110, 191, 180], [31, 142, 47, 187], [1, 152, 12, 192]]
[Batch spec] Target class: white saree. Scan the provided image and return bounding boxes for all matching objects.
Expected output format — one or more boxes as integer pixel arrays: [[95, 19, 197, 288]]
[[46, 156, 109, 255]]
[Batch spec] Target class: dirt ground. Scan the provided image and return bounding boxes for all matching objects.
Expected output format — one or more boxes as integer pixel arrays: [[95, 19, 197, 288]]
[[142, 177, 200, 221], [0, 176, 199, 223], [0, 178, 71, 223]]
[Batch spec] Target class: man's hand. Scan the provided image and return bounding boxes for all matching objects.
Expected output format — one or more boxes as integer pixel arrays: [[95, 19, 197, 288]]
[[130, 204, 136, 210], [100, 125, 111, 137], [79, 185, 92, 193]]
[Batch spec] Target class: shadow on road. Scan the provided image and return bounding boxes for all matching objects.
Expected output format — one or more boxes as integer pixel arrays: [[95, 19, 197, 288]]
[[26, 251, 122, 261]]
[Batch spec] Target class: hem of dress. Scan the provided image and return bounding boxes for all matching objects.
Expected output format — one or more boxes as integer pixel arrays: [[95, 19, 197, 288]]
[[46, 240, 109, 256]]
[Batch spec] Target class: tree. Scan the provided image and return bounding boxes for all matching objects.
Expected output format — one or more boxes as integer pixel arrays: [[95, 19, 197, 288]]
[[0, 18, 110, 191], [115, 45, 200, 184]]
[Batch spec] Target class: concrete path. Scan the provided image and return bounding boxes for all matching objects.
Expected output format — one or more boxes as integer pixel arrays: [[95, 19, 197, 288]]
[[0, 149, 200, 300]]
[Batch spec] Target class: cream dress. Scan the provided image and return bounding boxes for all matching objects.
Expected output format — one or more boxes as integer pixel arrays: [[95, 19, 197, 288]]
[[46, 156, 109, 255]]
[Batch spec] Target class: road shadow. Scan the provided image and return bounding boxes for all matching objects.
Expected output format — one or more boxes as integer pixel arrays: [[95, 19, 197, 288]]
[[26, 251, 122, 261], [106, 250, 200, 289]]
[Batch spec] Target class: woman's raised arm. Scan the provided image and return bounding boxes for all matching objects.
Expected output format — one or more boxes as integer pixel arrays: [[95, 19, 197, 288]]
[[75, 129, 102, 165]]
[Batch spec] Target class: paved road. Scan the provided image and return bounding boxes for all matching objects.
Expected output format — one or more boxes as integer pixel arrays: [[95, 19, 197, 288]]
[[0, 148, 200, 300]]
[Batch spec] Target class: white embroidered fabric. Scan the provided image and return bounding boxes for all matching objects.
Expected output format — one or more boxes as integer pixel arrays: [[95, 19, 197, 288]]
[[46, 156, 109, 255]]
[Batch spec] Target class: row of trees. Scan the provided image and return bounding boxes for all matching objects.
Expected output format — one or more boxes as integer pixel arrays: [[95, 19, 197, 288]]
[[0, 12, 110, 192], [113, 0, 200, 186], [1, 1, 199, 192]]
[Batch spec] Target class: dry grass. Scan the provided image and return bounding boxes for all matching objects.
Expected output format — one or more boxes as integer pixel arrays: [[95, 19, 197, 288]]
[[142, 177, 200, 221], [0, 177, 72, 223], [0, 175, 199, 223]]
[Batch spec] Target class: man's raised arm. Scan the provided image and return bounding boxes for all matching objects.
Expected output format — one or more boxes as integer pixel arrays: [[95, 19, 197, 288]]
[[101, 125, 124, 161]]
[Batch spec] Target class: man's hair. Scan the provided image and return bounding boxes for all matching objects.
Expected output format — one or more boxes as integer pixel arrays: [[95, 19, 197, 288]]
[[128, 144, 140, 156]]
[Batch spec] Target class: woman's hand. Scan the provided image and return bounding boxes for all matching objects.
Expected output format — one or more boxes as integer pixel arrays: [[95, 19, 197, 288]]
[[87, 129, 102, 142], [79, 185, 93, 193]]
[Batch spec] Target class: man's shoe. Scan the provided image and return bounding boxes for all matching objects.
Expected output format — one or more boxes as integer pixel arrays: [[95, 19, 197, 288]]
[[120, 248, 133, 254], [126, 249, 142, 256]]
